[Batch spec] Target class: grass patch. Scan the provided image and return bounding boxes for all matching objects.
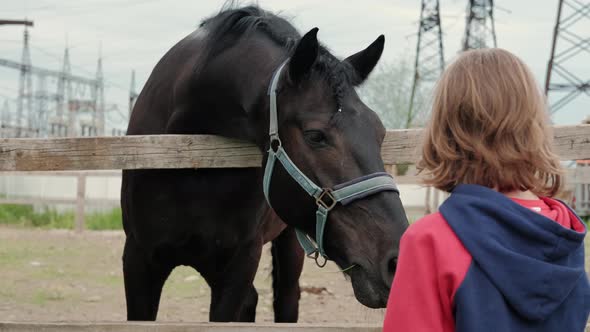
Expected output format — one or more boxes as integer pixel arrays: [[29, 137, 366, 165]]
[[0, 204, 122, 230], [32, 289, 65, 305], [86, 208, 123, 230]]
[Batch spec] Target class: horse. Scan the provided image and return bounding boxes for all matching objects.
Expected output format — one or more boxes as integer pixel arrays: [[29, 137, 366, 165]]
[[121, 5, 409, 323]]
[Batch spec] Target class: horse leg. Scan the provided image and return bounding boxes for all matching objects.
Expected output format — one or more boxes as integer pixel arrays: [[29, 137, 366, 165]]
[[122, 235, 173, 321], [207, 240, 263, 322], [271, 226, 305, 322], [238, 285, 259, 321]]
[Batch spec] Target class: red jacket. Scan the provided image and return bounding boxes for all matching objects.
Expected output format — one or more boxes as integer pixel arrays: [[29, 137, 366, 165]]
[[383, 188, 588, 332]]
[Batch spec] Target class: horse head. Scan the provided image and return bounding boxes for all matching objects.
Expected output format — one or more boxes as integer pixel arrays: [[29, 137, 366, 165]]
[[264, 28, 409, 308]]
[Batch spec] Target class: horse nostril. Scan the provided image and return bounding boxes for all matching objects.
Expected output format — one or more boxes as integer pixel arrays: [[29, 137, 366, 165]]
[[382, 255, 398, 286], [388, 257, 398, 275]]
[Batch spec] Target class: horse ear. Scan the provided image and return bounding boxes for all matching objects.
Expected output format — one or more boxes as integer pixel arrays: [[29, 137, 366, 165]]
[[289, 28, 319, 83], [344, 35, 385, 86]]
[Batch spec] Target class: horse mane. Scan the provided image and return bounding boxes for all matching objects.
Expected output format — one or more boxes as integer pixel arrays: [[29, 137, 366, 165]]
[[199, 4, 356, 104], [200, 5, 300, 52]]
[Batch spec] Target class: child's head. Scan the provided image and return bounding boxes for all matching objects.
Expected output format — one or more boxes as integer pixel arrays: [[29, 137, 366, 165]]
[[418, 48, 562, 196]]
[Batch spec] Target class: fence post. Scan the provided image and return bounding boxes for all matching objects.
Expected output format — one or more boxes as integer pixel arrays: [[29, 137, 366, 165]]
[[75, 173, 86, 232], [433, 188, 440, 212], [424, 186, 432, 215]]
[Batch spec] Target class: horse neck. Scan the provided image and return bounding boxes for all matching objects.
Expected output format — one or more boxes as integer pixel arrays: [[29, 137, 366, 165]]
[[174, 37, 286, 150]]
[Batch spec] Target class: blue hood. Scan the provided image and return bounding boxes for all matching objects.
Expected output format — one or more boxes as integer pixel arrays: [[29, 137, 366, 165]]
[[440, 184, 588, 322]]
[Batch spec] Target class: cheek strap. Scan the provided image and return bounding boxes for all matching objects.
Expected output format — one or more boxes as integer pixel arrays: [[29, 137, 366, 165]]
[[263, 144, 398, 267]]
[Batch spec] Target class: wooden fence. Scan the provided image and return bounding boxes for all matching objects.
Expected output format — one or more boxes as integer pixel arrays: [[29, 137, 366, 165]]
[[0, 125, 589, 331], [0, 124, 588, 229], [0, 125, 587, 171], [0, 322, 381, 332]]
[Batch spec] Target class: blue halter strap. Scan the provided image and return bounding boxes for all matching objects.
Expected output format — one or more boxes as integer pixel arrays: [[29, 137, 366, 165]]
[[263, 59, 399, 267]]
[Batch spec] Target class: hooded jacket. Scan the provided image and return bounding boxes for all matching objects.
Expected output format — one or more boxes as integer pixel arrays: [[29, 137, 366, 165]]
[[383, 184, 590, 332]]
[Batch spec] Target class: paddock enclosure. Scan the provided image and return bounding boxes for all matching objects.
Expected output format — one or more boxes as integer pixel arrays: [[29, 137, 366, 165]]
[[0, 125, 589, 331]]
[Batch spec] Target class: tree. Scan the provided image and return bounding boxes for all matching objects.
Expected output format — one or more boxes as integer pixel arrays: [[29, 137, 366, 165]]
[[356, 58, 430, 129], [357, 58, 431, 175]]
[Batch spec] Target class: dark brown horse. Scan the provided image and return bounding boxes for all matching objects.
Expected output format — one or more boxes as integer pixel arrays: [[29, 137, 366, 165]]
[[121, 5, 408, 322]]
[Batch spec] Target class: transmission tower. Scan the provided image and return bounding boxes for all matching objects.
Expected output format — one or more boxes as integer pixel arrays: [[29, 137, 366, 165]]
[[1, 100, 10, 137], [54, 46, 71, 136], [35, 71, 48, 137], [407, 0, 445, 128], [463, 0, 497, 50], [544, 0, 590, 114], [94, 53, 105, 136], [129, 69, 138, 118], [16, 28, 34, 137]]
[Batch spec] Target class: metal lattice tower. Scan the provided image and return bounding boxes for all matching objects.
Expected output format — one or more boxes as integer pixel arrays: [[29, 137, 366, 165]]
[[0, 28, 112, 138], [463, 0, 497, 50], [407, 0, 445, 128], [16, 28, 34, 137], [94, 53, 105, 136], [35, 71, 48, 137], [129, 69, 138, 118], [1, 100, 10, 132], [54, 46, 72, 136], [544, 0, 590, 114]]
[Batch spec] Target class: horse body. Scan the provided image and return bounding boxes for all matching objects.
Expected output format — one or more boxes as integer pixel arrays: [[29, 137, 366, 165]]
[[122, 5, 408, 323], [123, 21, 292, 321]]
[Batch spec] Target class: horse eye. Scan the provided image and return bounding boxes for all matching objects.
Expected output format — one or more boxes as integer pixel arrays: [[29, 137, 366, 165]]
[[304, 130, 328, 146]]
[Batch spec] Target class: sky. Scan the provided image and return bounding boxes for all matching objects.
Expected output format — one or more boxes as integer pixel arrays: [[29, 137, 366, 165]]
[[0, 0, 588, 132]]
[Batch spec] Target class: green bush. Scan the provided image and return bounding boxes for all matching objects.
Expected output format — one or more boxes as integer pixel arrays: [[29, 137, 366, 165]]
[[86, 208, 123, 230], [0, 204, 122, 230], [0, 204, 36, 225]]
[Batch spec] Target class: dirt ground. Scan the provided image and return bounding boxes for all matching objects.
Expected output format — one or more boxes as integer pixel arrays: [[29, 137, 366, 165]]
[[1, 226, 589, 325], [0, 227, 385, 324]]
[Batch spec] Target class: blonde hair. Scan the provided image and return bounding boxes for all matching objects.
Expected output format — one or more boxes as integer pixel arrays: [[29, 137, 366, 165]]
[[417, 48, 562, 196]]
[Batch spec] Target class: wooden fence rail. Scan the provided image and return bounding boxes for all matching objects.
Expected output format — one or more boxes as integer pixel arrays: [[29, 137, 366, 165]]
[[0, 125, 588, 230], [0, 125, 588, 171], [1, 322, 589, 332], [0, 322, 381, 332]]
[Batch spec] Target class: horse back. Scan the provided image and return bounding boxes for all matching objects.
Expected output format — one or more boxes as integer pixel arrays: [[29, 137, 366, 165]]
[[127, 29, 209, 136]]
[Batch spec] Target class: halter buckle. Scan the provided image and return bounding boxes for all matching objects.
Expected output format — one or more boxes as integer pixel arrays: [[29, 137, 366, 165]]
[[269, 135, 282, 153], [316, 189, 337, 211], [307, 250, 328, 268]]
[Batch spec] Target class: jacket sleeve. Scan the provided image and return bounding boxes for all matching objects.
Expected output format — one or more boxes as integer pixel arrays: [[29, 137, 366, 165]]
[[383, 215, 469, 332]]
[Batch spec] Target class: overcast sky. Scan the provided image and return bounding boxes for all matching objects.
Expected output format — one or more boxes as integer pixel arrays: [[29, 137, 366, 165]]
[[0, 0, 588, 132]]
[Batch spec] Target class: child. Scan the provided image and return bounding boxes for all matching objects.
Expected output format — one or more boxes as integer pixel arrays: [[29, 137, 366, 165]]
[[383, 48, 590, 332]]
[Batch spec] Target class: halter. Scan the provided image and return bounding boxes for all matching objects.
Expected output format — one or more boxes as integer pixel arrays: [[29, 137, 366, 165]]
[[263, 59, 399, 267]]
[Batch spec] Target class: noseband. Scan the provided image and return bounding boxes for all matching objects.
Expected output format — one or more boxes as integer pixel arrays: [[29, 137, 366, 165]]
[[263, 59, 399, 267]]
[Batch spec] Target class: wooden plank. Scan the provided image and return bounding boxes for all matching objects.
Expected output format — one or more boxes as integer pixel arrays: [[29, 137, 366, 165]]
[[566, 167, 590, 184], [0, 197, 119, 206], [0, 135, 261, 171], [0, 171, 121, 177], [551, 125, 590, 161], [0, 322, 381, 332], [0, 321, 587, 332], [393, 165, 590, 186], [381, 124, 590, 164], [382, 128, 422, 165], [0, 125, 587, 171]]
